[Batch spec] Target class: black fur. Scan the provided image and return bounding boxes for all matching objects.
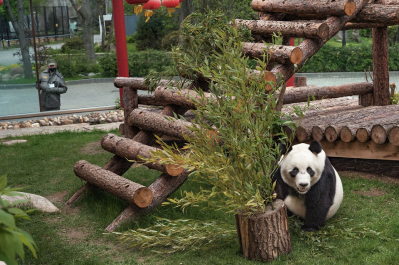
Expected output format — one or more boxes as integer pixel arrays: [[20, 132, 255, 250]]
[[279, 143, 292, 156], [309, 140, 322, 154], [272, 157, 337, 232]]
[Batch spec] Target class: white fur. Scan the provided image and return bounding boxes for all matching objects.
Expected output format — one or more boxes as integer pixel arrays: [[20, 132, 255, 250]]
[[280, 143, 326, 194], [280, 143, 343, 220], [326, 168, 343, 219]]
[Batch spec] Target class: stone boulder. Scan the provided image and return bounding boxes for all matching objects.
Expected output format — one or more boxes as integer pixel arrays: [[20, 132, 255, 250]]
[[1, 192, 60, 213]]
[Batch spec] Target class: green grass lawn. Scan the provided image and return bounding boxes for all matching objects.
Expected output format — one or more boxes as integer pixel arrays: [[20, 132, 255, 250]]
[[1, 130, 398, 264]]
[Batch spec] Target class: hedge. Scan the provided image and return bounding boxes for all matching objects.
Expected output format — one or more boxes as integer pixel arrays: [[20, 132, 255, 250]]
[[302, 43, 399, 72]]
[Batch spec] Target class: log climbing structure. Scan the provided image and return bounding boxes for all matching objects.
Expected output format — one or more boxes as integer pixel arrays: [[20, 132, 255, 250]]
[[66, 0, 399, 231]]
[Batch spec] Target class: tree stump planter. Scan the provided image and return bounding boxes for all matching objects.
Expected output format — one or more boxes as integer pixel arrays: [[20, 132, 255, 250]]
[[235, 199, 291, 262]]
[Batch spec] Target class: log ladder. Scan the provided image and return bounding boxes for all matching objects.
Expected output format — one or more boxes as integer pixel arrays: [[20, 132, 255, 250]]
[[66, 0, 399, 231]]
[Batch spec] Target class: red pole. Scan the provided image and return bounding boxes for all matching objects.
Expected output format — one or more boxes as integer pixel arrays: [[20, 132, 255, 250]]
[[286, 38, 295, 87], [112, 0, 129, 108]]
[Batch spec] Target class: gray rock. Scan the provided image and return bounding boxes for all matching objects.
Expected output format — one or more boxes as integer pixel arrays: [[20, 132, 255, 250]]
[[1, 192, 60, 213], [2, 139, 27, 145]]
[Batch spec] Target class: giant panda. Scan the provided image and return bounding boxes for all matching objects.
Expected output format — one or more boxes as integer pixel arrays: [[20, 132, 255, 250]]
[[272, 140, 343, 232]]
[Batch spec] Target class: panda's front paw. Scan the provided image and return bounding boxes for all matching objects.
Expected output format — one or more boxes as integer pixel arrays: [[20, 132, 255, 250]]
[[301, 225, 319, 232]]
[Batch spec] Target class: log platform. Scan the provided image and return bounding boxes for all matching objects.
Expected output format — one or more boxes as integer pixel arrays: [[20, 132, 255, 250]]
[[66, 0, 399, 232]]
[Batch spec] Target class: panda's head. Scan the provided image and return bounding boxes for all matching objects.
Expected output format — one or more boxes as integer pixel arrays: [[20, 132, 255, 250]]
[[279, 141, 326, 195]]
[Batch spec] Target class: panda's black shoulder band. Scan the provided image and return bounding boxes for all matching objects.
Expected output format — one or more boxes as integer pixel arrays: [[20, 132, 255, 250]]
[[309, 141, 322, 154]]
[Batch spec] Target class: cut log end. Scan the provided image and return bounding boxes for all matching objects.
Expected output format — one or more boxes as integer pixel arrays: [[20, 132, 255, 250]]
[[318, 23, 330, 40], [133, 187, 153, 208], [371, 125, 387, 144], [296, 126, 310, 142], [325, 126, 339, 142], [356, 128, 370, 143], [290, 47, 303, 65], [344, 0, 356, 16], [165, 164, 185, 176], [312, 126, 325, 142], [388, 127, 399, 146], [264, 71, 277, 91], [340, 126, 355, 143]]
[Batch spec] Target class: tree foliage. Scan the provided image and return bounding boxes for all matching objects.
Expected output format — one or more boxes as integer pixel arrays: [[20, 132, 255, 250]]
[[144, 11, 300, 215]]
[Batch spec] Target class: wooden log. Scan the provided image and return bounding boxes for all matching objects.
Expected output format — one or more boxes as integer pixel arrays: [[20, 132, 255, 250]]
[[251, 0, 356, 16], [138, 94, 168, 106], [321, 140, 399, 161], [154, 86, 212, 110], [388, 126, 399, 146], [359, 93, 374, 107], [284, 4, 399, 23], [270, 0, 370, 82], [343, 21, 399, 30], [105, 171, 190, 232], [73, 160, 153, 208], [235, 199, 291, 262], [294, 76, 307, 87], [242, 42, 303, 65], [101, 134, 184, 176], [283, 82, 373, 104], [372, 27, 390, 106], [325, 125, 341, 142], [312, 125, 326, 142], [296, 126, 313, 142], [128, 109, 195, 141], [356, 128, 371, 143], [235, 19, 329, 40], [258, 12, 286, 21], [371, 124, 399, 144], [114, 77, 181, 89], [340, 126, 357, 142]]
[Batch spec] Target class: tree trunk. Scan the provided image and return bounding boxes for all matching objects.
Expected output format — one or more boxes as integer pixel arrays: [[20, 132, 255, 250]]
[[99, 0, 106, 51], [70, 0, 96, 61], [242, 42, 303, 64], [251, 0, 356, 16], [372, 27, 390, 106], [73, 160, 153, 208], [178, 0, 193, 25], [388, 126, 399, 146], [4, 0, 33, 79], [101, 134, 184, 176], [235, 19, 329, 40], [128, 109, 195, 140], [105, 14, 114, 52], [235, 199, 291, 262], [294, 76, 307, 87]]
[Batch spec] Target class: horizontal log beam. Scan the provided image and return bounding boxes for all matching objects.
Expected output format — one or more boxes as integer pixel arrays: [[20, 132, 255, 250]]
[[284, 4, 399, 24], [242, 42, 303, 64], [235, 20, 329, 40], [73, 160, 153, 208], [283, 82, 373, 104], [101, 133, 184, 176], [251, 0, 356, 16], [154, 86, 212, 110], [270, 0, 369, 82], [114, 77, 182, 89], [128, 109, 195, 140]]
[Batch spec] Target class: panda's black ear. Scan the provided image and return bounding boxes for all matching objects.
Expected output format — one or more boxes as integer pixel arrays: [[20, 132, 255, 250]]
[[309, 141, 322, 154], [279, 143, 292, 155]]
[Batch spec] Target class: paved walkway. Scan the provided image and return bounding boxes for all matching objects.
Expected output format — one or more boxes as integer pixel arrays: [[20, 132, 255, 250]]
[[0, 121, 122, 139]]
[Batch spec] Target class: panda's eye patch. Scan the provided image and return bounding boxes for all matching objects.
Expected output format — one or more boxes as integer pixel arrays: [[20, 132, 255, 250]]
[[290, 167, 299, 177], [307, 167, 315, 177]]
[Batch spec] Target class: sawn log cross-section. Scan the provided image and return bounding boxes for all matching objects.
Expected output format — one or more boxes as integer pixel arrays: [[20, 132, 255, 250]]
[[66, 0, 399, 231]]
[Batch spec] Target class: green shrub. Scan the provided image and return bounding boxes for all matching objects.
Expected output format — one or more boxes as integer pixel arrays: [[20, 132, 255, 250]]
[[135, 12, 170, 51], [98, 52, 118, 77], [161, 30, 180, 50], [126, 34, 136, 44], [0, 175, 37, 265], [98, 50, 172, 77], [302, 43, 399, 72], [60, 37, 84, 53]]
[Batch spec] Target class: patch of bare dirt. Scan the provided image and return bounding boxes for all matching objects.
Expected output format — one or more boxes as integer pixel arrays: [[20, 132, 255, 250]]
[[353, 188, 387, 197], [79, 141, 106, 155], [340, 171, 399, 185], [45, 191, 69, 205]]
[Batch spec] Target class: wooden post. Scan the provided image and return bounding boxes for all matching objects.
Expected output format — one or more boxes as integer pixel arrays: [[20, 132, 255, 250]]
[[372, 26, 390, 105]]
